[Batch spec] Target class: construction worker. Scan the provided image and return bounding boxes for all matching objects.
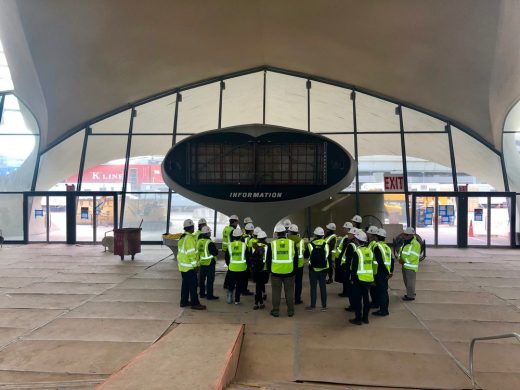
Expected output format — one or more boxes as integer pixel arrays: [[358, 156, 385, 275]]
[[241, 222, 255, 296], [349, 230, 374, 325], [366, 225, 380, 309], [266, 224, 298, 317], [194, 218, 207, 240], [242, 223, 255, 247], [372, 228, 393, 316], [196, 225, 219, 300], [248, 226, 262, 251], [351, 215, 363, 230], [282, 218, 292, 232], [324, 223, 337, 284], [243, 216, 253, 230], [177, 219, 206, 310], [305, 227, 329, 311], [225, 228, 248, 305], [287, 224, 307, 305], [399, 227, 421, 301], [222, 215, 239, 253], [340, 226, 358, 310], [251, 230, 269, 310], [335, 221, 352, 292]]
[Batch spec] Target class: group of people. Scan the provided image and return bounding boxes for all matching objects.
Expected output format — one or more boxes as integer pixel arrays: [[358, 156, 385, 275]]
[[176, 214, 422, 325]]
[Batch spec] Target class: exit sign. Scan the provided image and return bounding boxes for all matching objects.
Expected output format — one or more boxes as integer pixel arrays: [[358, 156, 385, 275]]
[[384, 174, 405, 192]]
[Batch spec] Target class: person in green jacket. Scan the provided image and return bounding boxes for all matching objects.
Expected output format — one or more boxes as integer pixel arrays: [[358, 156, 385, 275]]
[[399, 227, 422, 301]]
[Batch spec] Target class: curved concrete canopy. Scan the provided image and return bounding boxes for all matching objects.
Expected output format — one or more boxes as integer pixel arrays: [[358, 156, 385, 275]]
[[0, 0, 518, 150]]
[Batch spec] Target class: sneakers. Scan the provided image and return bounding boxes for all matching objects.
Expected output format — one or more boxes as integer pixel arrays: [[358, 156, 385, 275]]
[[402, 295, 415, 301], [288, 313, 294, 317], [270, 310, 279, 317], [305, 306, 315, 311], [226, 291, 233, 304], [321, 307, 327, 312], [191, 304, 206, 310], [253, 304, 259, 310], [234, 301, 241, 305], [349, 318, 362, 325], [206, 296, 219, 300]]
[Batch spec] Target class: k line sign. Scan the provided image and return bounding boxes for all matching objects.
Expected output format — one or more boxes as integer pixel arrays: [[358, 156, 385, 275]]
[[384, 174, 405, 192]]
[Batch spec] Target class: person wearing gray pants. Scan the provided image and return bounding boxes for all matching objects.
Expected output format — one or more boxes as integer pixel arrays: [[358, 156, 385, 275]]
[[402, 267, 416, 299], [270, 275, 295, 316]]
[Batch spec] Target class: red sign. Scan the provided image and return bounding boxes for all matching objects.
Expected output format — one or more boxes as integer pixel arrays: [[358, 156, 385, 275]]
[[384, 174, 405, 192]]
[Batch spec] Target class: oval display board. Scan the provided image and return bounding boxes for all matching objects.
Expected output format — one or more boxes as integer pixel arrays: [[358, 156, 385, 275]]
[[162, 124, 356, 227]]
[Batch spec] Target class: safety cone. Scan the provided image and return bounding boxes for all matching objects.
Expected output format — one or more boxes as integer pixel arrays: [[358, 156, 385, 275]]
[[468, 220, 474, 238]]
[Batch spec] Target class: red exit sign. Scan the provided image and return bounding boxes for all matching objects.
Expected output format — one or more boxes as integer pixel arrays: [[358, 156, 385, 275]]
[[384, 174, 405, 192]]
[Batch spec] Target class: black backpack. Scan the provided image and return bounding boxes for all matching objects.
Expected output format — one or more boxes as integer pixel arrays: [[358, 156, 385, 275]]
[[252, 244, 266, 273], [310, 241, 327, 269]]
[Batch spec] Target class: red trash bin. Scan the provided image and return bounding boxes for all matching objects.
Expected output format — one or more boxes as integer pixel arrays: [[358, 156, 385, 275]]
[[113, 228, 142, 261]]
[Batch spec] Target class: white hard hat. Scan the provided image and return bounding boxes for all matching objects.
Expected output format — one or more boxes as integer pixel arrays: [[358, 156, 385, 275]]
[[245, 223, 254, 231], [367, 225, 379, 235], [326, 222, 336, 231], [355, 230, 368, 242], [183, 219, 194, 228], [274, 225, 286, 233], [377, 228, 387, 238], [198, 218, 207, 225], [243, 217, 253, 224], [232, 227, 243, 237], [282, 219, 292, 228], [348, 227, 358, 235], [201, 225, 211, 234], [253, 226, 262, 235], [257, 230, 267, 239], [404, 227, 415, 235], [289, 224, 299, 233], [343, 221, 353, 230], [229, 215, 239, 221], [314, 227, 325, 236], [351, 215, 362, 223]]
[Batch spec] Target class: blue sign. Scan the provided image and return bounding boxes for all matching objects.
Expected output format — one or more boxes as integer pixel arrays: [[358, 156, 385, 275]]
[[34, 209, 44, 218], [474, 208, 483, 222], [80, 207, 89, 220]]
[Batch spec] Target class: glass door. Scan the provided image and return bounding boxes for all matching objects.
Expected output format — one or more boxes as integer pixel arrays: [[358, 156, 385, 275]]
[[95, 195, 115, 242], [415, 196, 435, 245], [490, 196, 511, 246], [467, 196, 489, 246], [27, 195, 67, 242], [437, 196, 457, 245], [76, 196, 94, 242]]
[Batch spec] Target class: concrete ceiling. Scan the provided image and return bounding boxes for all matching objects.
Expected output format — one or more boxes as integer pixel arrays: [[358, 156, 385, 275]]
[[0, 0, 519, 150]]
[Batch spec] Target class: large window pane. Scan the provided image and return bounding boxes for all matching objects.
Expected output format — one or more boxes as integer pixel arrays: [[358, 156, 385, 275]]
[[452, 127, 504, 191], [177, 83, 219, 133], [91, 110, 131, 134], [126, 135, 172, 192], [0, 194, 23, 240], [221, 72, 263, 127], [124, 193, 168, 240], [322, 133, 356, 191], [0, 94, 38, 134], [36, 129, 84, 191], [133, 95, 176, 134], [490, 196, 511, 246], [266, 72, 307, 130], [170, 193, 215, 235], [358, 134, 402, 191], [356, 93, 400, 132], [402, 107, 446, 132], [503, 132, 520, 193], [310, 82, 353, 133], [80, 135, 128, 191], [405, 133, 454, 191], [0, 134, 38, 191]]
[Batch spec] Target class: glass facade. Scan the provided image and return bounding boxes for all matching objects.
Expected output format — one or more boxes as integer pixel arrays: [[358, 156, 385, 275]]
[[0, 69, 515, 244]]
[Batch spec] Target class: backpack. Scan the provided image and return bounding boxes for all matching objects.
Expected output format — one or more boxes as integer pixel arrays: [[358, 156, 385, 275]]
[[310, 241, 327, 269], [252, 244, 266, 273]]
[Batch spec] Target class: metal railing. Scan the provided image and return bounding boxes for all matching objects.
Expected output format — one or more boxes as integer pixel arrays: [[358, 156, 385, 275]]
[[469, 333, 520, 390]]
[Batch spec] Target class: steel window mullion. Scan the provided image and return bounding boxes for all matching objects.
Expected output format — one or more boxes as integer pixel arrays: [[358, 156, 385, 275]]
[[218, 80, 224, 129], [500, 152, 510, 192], [398, 104, 411, 225], [307, 79, 311, 132], [119, 108, 136, 228], [487, 196, 491, 247], [351, 90, 360, 213], [77, 127, 90, 191], [262, 70, 267, 125], [446, 124, 458, 191]]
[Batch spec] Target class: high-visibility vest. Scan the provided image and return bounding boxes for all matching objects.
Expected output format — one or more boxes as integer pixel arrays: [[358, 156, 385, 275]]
[[297, 238, 307, 268], [228, 241, 247, 272], [355, 245, 374, 283], [177, 233, 198, 272], [341, 241, 357, 266], [399, 237, 421, 272], [253, 242, 268, 271], [247, 237, 258, 251], [197, 237, 215, 266], [308, 238, 329, 271], [194, 230, 201, 241], [242, 233, 252, 248], [335, 236, 347, 260], [222, 225, 234, 251], [325, 234, 337, 257], [270, 238, 295, 274], [376, 241, 392, 273], [368, 240, 379, 272]]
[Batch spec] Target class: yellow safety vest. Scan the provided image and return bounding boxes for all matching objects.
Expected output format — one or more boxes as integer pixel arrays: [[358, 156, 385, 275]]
[[177, 233, 198, 272], [399, 237, 421, 272], [222, 225, 234, 251], [247, 237, 258, 251], [376, 241, 392, 273], [341, 241, 357, 266], [325, 234, 337, 257], [228, 241, 247, 272], [368, 240, 379, 273], [197, 237, 215, 266], [355, 246, 374, 283], [270, 238, 295, 274], [335, 236, 347, 260]]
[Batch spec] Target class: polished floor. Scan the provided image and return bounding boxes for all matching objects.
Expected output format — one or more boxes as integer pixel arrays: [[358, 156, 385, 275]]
[[0, 244, 518, 389]]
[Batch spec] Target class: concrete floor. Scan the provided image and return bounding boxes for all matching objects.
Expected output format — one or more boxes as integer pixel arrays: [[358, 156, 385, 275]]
[[0, 245, 518, 389]]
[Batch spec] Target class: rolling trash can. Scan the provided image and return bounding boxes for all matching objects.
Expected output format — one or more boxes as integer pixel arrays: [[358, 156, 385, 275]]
[[113, 220, 142, 261]]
